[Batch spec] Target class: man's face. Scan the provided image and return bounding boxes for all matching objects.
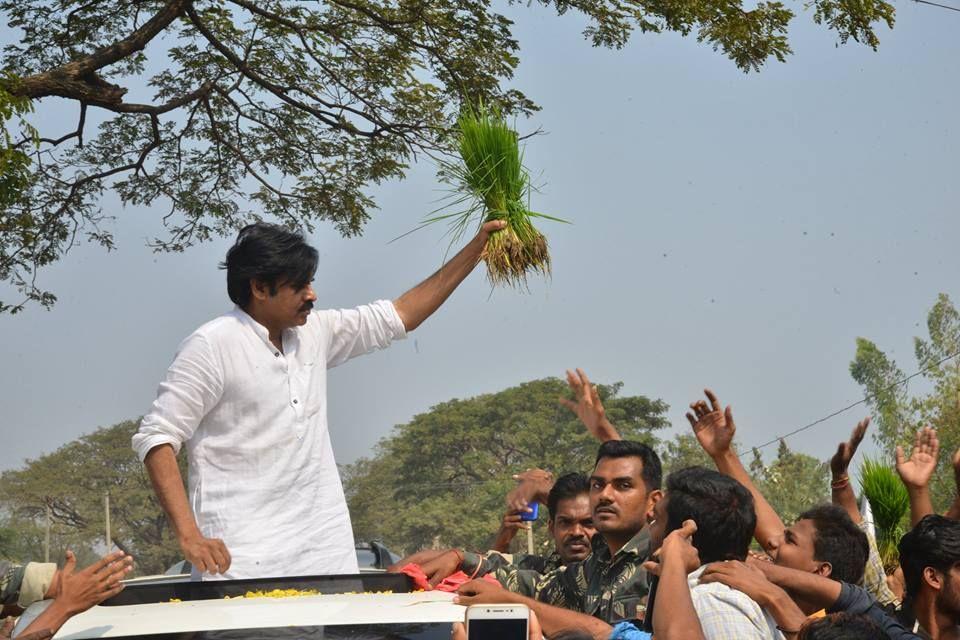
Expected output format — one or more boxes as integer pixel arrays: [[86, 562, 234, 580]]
[[935, 564, 960, 624], [768, 518, 826, 576], [255, 279, 317, 330], [589, 456, 652, 540], [548, 494, 596, 564]]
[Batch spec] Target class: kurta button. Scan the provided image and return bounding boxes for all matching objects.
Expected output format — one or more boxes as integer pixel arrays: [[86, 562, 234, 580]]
[[274, 352, 280, 357], [293, 399, 298, 404]]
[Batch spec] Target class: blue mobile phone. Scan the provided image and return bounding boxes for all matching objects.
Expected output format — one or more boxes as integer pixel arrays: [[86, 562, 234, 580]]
[[519, 502, 539, 522]]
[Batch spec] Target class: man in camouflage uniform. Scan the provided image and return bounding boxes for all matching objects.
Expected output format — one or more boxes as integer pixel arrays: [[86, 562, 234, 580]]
[[462, 473, 595, 584], [456, 440, 664, 632]]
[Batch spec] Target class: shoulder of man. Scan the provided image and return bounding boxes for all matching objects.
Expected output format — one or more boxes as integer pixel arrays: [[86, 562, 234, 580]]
[[689, 577, 781, 639]]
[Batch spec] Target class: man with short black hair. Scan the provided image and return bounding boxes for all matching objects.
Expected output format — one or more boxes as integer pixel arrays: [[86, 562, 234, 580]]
[[466, 472, 596, 578], [898, 514, 960, 639], [134, 220, 505, 579], [687, 390, 869, 595], [457, 440, 663, 632]]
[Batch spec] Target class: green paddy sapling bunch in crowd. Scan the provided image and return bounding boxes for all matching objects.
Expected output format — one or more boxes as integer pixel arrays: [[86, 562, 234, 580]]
[[430, 105, 564, 287]]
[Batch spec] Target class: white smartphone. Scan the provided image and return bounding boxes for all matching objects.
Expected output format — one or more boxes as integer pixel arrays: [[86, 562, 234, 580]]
[[465, 603, 530, 640]]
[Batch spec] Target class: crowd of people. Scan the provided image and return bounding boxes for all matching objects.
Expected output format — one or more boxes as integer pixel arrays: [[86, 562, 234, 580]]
[[2, 221, 958, 640], [2, 370, 960, 639], [388, 369, 960, 640]]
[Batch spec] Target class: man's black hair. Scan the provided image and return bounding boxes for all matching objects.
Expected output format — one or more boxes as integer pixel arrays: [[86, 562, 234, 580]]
[[899, 514, 960, 602], [798, 504, 869, 584], [664, 466, 756, 563], [798, 613, 883, 640], [594, 440, 662, 491], [221, 223, 318, 309], [547, 473, 590, 520]]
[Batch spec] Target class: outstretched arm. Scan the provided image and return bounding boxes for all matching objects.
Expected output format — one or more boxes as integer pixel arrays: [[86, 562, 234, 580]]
[[687, 390, 785, 553], [830, 417, 870, 523], [16, 551, 132, 639], [393, 220, 505, 332], [895, 426, 939, 528]]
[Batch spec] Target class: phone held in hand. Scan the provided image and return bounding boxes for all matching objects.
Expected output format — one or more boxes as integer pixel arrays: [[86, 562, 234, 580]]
[[519, 502, 539, 522], [465, 604, 529, 640]]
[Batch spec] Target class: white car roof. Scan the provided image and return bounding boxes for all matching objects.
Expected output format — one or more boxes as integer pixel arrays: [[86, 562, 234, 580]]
[[18, 592, 464, 639]]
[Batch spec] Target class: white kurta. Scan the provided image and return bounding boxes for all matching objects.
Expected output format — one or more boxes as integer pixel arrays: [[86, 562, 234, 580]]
[[132, 301, 406, 579]]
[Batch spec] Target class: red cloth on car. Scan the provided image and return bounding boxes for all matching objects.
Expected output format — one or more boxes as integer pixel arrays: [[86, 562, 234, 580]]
[[398, 563, 501, 592]]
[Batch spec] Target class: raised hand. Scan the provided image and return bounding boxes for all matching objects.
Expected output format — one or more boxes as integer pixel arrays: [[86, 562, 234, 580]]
[[686, 389, 736, 459], [492, 511, 529, 553], [559, 368, 620, 442], [505, 469, 554, 514], [895, 426, 940, 491], [831, 417, 869, 477]]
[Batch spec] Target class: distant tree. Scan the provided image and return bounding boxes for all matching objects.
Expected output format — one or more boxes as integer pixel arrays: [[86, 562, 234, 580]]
[[749, 440, 830, 526], [344, 377, 668, 552], [850, 293, 960, 512], [0, 0, 896, 312], [661, 433, 716, 475], [0, 420, 184, 575]]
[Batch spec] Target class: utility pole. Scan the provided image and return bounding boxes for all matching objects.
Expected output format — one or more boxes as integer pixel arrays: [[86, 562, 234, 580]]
[[104, 493, 112, 550], [44, 503, 51, 563]]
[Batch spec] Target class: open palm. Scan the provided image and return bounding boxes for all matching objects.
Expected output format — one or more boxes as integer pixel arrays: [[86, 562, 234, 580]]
[[895, 426, 940, 490], [686, 389, 736, 458]]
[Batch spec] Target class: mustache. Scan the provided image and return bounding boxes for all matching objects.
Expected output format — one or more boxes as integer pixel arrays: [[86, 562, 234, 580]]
[[299, 301, 314, 312]]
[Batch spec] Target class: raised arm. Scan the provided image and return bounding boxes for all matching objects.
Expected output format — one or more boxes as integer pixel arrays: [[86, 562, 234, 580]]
[[894, 426, 939, 528], [687, 389, 785, 553], [830, 417, 870, 523], [559, 368, 621, 442], [392, 220, 505, 332], [15, 551, 132, 639], [505, 469, 555, 516]]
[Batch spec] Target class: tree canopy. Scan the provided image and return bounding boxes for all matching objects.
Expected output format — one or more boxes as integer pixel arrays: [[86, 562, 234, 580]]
[[850, 293, 960, 513], [0, 0, 896, 311], [344, 375, 831, 554], [0, 419, 185, 574]]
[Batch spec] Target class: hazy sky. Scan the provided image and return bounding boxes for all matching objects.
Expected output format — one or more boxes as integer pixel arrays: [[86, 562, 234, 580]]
[[2, 3, 958, 475]]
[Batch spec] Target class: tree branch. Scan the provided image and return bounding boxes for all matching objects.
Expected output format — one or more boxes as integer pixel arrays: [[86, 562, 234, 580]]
[[12, 0, 192, 104]]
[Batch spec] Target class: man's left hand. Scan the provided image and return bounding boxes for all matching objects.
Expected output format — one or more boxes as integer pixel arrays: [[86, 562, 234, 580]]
[[454, 579, 515, 606]]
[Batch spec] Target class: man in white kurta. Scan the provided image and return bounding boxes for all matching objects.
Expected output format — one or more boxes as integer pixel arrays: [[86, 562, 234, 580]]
[[133, 301, 404, 578], [134, 220, 504, 579]]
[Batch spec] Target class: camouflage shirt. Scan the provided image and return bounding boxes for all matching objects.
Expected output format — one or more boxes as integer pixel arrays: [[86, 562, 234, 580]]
[[489, 530, 651, 623], [461, 550, 563, 579], [0, 561, 57, 609]]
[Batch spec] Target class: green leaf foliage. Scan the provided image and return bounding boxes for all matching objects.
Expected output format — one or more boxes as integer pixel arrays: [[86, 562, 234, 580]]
[[859, 457, 909, 572], [0, 420, 186, 575], [749, 440, 830, 526], [850, 293, 960, 514], [0, 0, 896, 311]]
